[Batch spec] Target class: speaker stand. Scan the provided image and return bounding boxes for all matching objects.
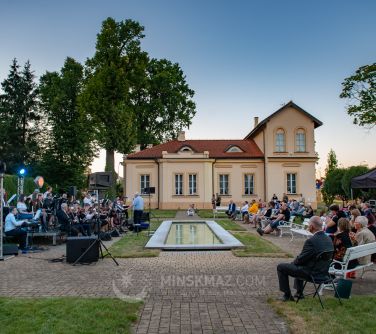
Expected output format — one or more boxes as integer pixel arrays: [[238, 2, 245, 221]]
[[72, 237, 119, 266], [72, 218, 119, 266]]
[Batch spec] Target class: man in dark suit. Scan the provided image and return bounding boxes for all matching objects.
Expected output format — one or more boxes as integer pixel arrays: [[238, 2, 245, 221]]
[[226, 200, 236, 218], [277, 216, 334, 301], [56, 203, 79, 236]]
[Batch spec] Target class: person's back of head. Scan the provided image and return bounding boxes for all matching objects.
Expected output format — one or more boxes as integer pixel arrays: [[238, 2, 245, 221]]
[[308, 216, 323, 233]]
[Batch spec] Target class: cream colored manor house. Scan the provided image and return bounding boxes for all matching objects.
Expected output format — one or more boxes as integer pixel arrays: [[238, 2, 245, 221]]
[[123, 101, 322, 209]]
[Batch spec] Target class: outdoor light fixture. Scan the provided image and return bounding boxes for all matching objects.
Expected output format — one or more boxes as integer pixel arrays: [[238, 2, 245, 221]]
[[34, 176, 44, 188], [18, 168, 26, 177]]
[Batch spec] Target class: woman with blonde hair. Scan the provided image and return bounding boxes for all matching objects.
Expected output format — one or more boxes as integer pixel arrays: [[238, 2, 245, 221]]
[[349, 209, 361, 230]]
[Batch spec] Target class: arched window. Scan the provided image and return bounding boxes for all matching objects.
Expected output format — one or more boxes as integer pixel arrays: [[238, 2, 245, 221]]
[[179, 146, 193, 153], [226, 146, 243, 153], [275, 128, 286, 152], [295, 128, 306, 152]]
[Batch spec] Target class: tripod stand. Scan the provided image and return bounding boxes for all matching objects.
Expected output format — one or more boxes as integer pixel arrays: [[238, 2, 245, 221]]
[[72, 216, 119, 266]]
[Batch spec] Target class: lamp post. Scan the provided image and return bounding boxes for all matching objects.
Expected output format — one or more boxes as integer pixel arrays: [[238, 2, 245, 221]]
[[17, 168, 26, 196]]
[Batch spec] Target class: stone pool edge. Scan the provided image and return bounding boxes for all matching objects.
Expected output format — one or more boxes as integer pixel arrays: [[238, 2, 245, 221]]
[[145, 220, 244, 250]]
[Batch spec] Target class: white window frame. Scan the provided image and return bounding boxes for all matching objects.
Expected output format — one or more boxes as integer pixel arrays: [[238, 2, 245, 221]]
[[295, 129, 306, 152], [140, 174, 150, 194], [287, 173, 297, 194], [244, 174, 254, 195], [275, 129, 286, 152], [219, 174, 229, 195], [175, 174, 184, 195], [188, 174, 197, 195]]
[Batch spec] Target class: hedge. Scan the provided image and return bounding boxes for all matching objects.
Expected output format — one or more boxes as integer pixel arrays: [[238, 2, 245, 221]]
[[2, 174, 39, 198]]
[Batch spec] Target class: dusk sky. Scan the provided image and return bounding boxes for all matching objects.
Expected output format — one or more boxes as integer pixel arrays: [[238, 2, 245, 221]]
[[1, 0, 375, 177]]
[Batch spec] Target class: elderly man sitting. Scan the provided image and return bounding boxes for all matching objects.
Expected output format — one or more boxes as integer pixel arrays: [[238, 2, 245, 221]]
[[350, 216, 375, 265], [276, 216, 333, 301]]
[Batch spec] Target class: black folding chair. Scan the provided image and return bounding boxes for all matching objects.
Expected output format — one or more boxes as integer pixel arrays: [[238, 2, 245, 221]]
[[297, 250, 342, 309]]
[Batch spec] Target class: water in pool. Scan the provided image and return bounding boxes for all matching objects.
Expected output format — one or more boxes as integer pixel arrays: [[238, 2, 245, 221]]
[[165, 222, 223, 245]]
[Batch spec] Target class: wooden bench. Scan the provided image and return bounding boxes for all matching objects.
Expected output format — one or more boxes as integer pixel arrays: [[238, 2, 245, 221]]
[[26, 231, 59, 246], [329, 242, 376, 279], [213, 206, 240, 219]]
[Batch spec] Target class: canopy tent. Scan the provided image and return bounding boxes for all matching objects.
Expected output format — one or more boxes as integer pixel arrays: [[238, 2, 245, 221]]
[[351, 168, 376, 189]]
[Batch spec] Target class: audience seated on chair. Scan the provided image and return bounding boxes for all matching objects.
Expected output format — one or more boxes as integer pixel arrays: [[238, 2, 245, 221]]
[[226, 200, 236, 219], [333, 218, 358, 277], [187, 204, 195, 216], [349, 216, 375, 265], [276, 216, 334, 301], [256, 202, 290, 236]]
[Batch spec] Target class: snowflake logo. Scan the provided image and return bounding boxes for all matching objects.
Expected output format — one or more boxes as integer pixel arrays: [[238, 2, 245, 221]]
[[112, 272, 151, 303]]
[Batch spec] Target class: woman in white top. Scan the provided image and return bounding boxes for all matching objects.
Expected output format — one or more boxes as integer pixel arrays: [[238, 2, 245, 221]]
[[16, 194, 33, 219]]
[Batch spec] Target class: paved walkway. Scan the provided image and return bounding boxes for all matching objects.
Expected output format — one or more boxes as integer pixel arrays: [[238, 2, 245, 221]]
[[1, 212, 375, 334]]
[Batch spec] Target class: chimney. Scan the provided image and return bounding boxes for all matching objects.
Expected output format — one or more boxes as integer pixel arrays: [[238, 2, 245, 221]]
[[134, 144, 141, 152], [177, 131, 186, 142], [254, 117, 259, 128]]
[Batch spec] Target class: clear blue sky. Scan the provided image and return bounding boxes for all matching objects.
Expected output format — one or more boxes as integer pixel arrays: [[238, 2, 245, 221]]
[[1, 0, 375, 176]]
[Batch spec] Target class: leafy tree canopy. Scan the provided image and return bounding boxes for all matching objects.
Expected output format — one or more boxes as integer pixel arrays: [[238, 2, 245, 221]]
[[38, 57, 97, 189], [0, 59, 40, 173], [340, 62, 376, 127]]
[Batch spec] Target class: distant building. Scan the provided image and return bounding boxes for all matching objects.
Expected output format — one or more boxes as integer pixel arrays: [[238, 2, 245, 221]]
[[123, 101, 322, 209]]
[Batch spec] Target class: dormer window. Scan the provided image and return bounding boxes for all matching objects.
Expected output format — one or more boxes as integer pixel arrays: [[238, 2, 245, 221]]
[[179, 146, 193, 153], [226, 146, 243, 153]]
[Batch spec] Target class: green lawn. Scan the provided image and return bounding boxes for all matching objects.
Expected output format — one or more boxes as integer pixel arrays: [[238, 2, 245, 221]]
[[197, 209, 227, 218], [270, 296, 376, 334], [149, 209, 177, 218], [0, 297, 142, 334], [231, 231, 290, 257], [215, 219, 246, 231], [107, 232, 160, 258]]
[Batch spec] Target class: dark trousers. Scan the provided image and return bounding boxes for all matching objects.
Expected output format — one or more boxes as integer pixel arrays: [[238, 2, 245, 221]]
[[133, 210, 143, 232], [277, 263, 311, 296], [133, 210, 143, 224], [5, 228, 27, 249]]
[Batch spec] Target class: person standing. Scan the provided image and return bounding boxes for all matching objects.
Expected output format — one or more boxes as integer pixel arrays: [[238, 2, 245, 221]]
[[215, 193, 221, 207], [211, 194, 216, 209], [129, 193, 144, 232]]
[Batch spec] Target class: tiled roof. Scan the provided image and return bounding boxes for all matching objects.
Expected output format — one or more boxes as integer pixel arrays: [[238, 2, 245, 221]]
[[127, 139, 264, 159]]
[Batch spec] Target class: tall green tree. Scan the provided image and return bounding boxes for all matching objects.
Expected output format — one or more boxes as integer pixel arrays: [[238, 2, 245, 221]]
[[79, 18, 142, 191], [322, 168, 347, 206], [322, 149, 339, 206], [132, 58, 196, 149], [0, 59, 40, 173], [324, 149, 338, 176], [38, 57, 97, 189], [340, 62, 376, 127]]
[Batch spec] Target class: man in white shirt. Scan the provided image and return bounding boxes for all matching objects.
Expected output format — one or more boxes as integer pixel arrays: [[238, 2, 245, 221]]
[[5, 207, 28, 252], [43, 186, 53, 200], [83, 193, 93, 207], [128, 193, 144, 231]]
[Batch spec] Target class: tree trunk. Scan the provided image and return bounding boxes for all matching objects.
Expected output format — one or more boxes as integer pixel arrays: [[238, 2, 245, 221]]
[[105, 149, 115, 173], [105, 149, 116, 198]]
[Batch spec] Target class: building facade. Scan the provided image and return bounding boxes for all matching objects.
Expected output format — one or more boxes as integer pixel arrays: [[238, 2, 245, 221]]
[[123, 101, 322, 209]]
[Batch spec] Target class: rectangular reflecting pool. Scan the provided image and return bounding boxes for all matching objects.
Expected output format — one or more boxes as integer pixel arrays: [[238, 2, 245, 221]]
[[165, 222, 222, 246], [145, 220, 244, 250]]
